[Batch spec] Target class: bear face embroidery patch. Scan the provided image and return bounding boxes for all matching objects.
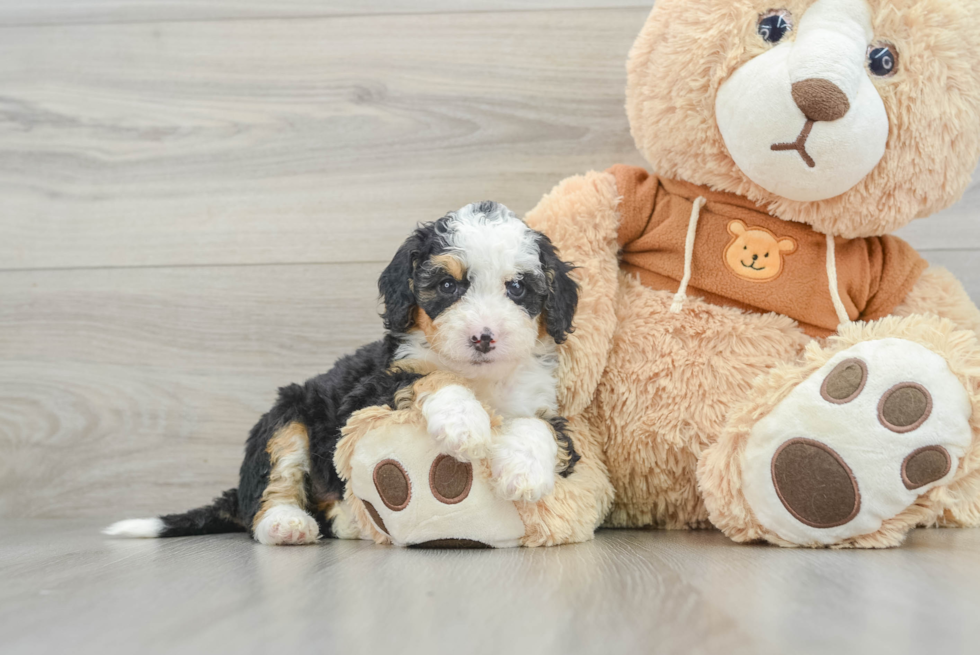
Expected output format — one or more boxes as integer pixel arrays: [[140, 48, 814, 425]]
[[724, 220, 797, 282]]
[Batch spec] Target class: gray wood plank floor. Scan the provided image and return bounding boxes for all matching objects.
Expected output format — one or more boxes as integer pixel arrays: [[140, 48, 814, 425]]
[[4, 521, 980, 655]]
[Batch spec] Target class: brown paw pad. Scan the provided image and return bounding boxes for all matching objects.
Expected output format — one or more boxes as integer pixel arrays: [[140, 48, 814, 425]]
[[878, 383, 933, 433], [374, 459, 411, 511], [902, 446, 951, 490], [771, 438, 861, 528], [820, 358, 868, 404], [408, 539, 490, 549], [429, 454, 473, 505], [362, 500, 389, 535]]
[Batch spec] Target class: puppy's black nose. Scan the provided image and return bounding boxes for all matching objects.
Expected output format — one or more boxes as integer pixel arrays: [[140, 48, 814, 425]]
[[470, 330, 494, 354], [752, 254, 759, 261]]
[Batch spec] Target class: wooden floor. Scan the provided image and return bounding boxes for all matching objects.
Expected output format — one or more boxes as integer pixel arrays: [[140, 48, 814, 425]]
[[1, 2, 979, 653], [3, 521, 980, 655]]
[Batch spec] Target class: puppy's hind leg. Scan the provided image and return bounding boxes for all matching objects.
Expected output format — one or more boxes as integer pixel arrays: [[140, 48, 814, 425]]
[[251, 422, 321, 546]]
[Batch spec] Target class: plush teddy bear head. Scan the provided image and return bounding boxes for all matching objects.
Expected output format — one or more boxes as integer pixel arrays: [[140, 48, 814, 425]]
[[626, 0, 980, 238]]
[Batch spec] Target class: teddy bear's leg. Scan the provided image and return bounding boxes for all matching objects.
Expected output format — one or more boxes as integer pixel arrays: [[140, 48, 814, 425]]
[[333, 396, 613, 547], [337, 409, 528, 548], [699, 315, 980, 548]]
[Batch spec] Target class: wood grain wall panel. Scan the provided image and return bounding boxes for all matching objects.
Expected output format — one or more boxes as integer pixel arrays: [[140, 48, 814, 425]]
[[0, 1, 655, 26], [0, 9, 647, 272], [0, 263, 386, 518]]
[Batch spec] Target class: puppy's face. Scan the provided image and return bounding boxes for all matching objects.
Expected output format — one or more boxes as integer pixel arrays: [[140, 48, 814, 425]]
[[380, 202, 578, 374]]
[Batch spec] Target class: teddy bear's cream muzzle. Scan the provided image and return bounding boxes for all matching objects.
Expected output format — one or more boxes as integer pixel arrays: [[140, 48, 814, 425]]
[[715, 0, 889, 203]]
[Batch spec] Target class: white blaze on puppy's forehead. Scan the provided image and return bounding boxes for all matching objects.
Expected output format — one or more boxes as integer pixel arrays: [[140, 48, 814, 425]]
[[439, 202, 542, 286]]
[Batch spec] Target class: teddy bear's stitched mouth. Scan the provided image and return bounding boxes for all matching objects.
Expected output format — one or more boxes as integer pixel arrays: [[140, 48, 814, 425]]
[[741, 260, 766, 271], [770, 120, 817, 168]]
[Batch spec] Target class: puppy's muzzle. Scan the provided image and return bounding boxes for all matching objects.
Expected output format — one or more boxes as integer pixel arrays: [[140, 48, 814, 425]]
[[470, 329, 495, 354]]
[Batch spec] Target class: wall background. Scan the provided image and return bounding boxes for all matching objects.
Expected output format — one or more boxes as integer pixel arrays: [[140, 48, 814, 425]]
[[1, 0, 977, 519]]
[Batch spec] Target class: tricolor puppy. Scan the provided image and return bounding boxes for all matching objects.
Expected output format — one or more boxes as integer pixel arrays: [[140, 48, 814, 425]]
[[105, 202, 580, 545]]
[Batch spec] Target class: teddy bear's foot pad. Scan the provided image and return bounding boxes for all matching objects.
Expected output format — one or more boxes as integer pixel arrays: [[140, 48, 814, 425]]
[[346, 421, 526, 548], [742, 338, 972, 546]]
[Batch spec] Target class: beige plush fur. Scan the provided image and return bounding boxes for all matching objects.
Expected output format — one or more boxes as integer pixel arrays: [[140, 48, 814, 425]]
[[520, 0, 980, 548], [527, 184, 812, 531], [627, 0, 980, 238]]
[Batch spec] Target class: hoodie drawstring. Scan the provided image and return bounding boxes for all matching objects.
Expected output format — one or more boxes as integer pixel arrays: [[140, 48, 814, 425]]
[[825, 233, 852, 327], [670, 196, 707, 314]]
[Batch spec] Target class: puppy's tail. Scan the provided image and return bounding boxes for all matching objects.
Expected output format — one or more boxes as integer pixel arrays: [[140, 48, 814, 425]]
[[103, 488, 247, 539]]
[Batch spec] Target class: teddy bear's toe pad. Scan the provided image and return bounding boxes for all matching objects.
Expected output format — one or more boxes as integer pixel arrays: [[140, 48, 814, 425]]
[[348, 422, 526, 548], [742, 338, 972, 546]]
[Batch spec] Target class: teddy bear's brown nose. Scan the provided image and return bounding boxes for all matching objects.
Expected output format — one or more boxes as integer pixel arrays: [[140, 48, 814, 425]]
[[791, 78, 850, 122]]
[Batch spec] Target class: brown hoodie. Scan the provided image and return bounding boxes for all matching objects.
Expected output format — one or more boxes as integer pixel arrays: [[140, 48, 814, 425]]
[[611, 165, 928, 338]]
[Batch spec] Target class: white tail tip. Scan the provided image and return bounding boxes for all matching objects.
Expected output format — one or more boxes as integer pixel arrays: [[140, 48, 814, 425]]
[[103, 518, 165, 538]]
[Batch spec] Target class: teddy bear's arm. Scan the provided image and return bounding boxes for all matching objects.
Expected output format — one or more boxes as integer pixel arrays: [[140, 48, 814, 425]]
[[524, 171, 624, 416], [894, 266, 980, 334]]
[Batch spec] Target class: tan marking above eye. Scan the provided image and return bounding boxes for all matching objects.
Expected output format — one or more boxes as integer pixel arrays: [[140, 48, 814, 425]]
[[430, 254, 466, 280]]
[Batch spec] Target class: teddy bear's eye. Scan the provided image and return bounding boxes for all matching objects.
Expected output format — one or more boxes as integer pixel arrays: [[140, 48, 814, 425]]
[[758, 9, 792, 44], [765, 253, 770, 258], [868, 42, 899, 77]]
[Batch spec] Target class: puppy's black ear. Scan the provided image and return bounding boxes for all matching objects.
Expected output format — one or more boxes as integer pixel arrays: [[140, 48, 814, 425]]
[[379, 225, 430, 333], [537, 233, 579, 344]]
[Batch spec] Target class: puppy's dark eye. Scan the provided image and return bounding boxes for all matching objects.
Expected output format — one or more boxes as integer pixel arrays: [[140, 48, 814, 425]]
[[868, 43, 898, 77], [439, 279, 457, 295], [758, 10, 792, 44], [505, 280, 526, 300]]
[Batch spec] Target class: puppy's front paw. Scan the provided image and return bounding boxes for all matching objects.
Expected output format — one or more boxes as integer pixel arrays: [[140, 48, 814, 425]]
[[253, 505, 320, 546], [491, 418, 558, 502], [421, 385, 493, 462]]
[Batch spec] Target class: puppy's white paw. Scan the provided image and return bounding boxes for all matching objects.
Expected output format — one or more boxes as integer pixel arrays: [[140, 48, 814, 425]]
[[253, 505, 320, 546], [491, 418, 558, 502], [421, 385, 493, 462]]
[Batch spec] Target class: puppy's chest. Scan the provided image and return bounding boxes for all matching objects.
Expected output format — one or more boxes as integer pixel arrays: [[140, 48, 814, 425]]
[[468, 369, 558, 419]]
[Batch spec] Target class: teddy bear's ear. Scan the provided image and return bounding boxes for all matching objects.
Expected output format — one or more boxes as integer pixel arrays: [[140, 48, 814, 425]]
[[728, 220, 747, 237], [777, 237, 798, 254]]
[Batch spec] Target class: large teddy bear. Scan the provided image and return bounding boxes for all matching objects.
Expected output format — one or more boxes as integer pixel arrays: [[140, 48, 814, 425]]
[[335, 0, 980, 548]]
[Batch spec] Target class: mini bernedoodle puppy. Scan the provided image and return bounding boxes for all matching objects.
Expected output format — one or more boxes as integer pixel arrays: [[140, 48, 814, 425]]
[[105, 201, 581, 545]]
